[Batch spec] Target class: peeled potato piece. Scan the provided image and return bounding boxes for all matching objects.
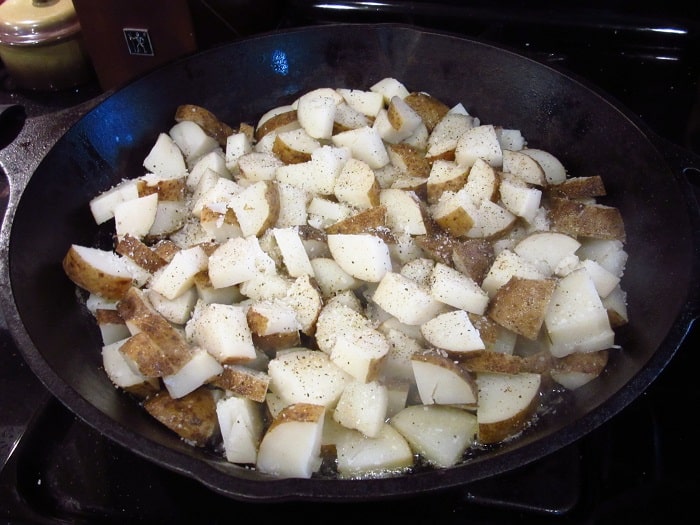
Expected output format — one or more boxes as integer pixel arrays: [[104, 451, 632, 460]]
[[391, 404, 477, 468]]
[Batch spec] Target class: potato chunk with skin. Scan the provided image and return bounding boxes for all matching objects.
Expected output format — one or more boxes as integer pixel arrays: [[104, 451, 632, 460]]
[[476, 372, 541, 444], [451, 238, 495, 285], [387, 142, 431, 178], [209, 364, 270, 402], [256, 403, 326, 479], [175, 103, 234, 147], [162, 346, 224, 399], [143, 387, 219, 447], [403, 91, 450, 132], [545, 175, 606, 199], [228, 180, 280, 237], [426, 159, 468, 205], [333, 157, 381, 209], [119, 331, 186, 378], [63, 244, 135, 300], [550, 350, 609, 390], [102, 337, 160, 397], [488, 277, 556, 340], [325, 205, 393, 243], [115, 234, 168, 273], [548, 197, 626, 241], [117, 287, 193, 374]]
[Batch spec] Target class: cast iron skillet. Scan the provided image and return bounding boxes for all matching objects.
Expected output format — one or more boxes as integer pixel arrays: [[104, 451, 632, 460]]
[[1, 24, 699, 502]]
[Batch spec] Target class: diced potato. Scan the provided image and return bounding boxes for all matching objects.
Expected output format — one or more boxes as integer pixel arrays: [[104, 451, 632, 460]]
[[169, 120, 219, 167], [208, 236, 276, 288], [333, 380, 388, 438], [411, 351, 479, 405], [267, 348, 350, 408], [163, 347, 224, 399], [143, 132, 187, 179], [256, 403, 326, 479], [488, 277, 556, 340], [420, 310, 485, 354], [63, 244, 136, 300], [372, 271, 446, 326], [185, 302, 257, 364], [544, 268, 615, 357], [335, 423, 413, 479], [216, 395, 264, 464], [476, 372, 541, 444], [429, 262, 489, 315], [454, 124, 503, 168], [327, 233, 393, 282], [143, 388, 219, 447], [102, 337, 160, 395], [391, 405, 477, 468], [65, 79, 631, 481]]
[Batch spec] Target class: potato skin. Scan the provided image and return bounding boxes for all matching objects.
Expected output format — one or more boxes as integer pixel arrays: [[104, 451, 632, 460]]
[[208, 365, 270, 403], [143, 388, 219, 446], [175, 104, 235, 146], [115, 234, 168, 273], [458, 350, 525, 375], [488, 277, 556, 340], [116, 287, 192, 373], [272, 134, 313, 164], [255, 109, 297, 142], [548, 197, 626, 240], [267, 403, 325, 432], [477, 393, 540, 445], [325, 205, 394, 242], [545, 175, 606, 199], [62, 246, 132, 300], [451, 238, 495, 285], [404, 92, 450, 132]]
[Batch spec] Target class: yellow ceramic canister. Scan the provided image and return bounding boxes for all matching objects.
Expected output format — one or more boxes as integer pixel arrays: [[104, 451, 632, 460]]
[[0, 0, 93, 91]]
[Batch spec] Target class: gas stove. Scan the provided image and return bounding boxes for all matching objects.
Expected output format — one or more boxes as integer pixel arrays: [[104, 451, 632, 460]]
[[1, 1, 699, 523]]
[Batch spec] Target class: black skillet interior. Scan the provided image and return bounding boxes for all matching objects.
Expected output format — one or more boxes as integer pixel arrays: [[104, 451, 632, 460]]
[[3, 24, 698, 501]]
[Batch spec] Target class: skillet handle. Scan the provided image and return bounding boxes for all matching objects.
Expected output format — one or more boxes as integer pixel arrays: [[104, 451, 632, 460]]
[[0, 96, 106, 235], [0, 104, 26, 228]]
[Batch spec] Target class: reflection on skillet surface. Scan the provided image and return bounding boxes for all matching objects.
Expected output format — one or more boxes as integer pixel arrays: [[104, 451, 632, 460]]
[[0, 2, 699, 521]]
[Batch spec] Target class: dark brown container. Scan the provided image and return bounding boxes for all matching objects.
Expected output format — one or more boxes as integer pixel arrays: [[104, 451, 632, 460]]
[[72, 0, 197, 91]]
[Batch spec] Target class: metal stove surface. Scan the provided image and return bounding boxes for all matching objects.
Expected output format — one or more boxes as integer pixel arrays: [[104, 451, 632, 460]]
[[1, 2, 699, 522]]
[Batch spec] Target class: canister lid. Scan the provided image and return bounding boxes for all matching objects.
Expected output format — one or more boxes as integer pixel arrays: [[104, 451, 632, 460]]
[[0, 0, 80, 46]]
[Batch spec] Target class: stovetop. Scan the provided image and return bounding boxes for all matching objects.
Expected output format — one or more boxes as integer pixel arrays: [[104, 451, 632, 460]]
[[1, 2, 699, 523]]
